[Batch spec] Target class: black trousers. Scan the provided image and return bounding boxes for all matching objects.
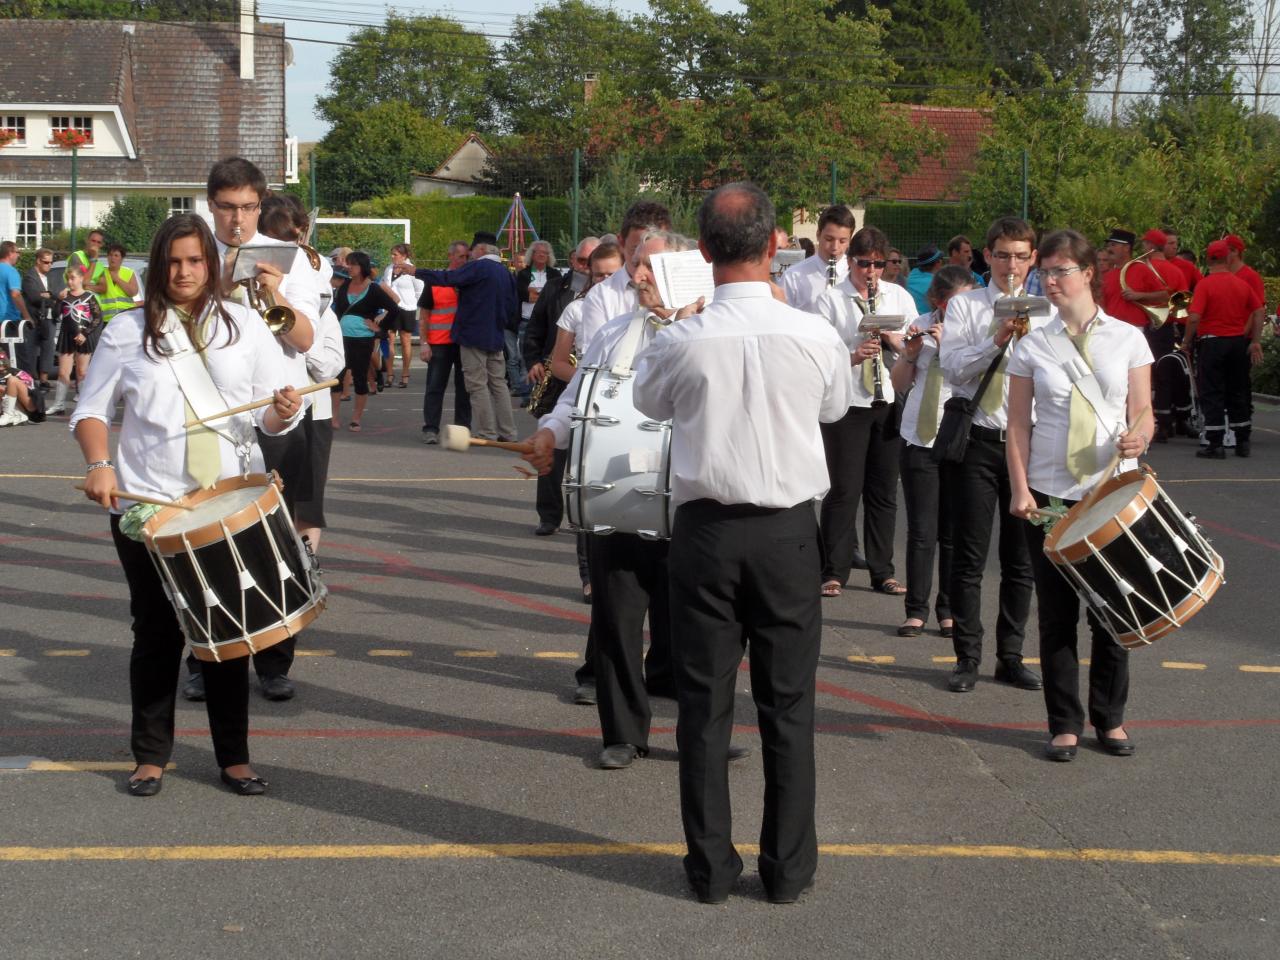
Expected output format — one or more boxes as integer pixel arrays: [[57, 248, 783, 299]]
[[948, 434, 1033, 665], [589, 533, 674, 749], [536, 447, 568, 526], [1149, 323, 1184, 429], [819, 405, 900, 586], [112, 515, 251, 769], [422, 342, 472, 432], [1198, 336, 1252, 444], [669, 500, 821, 902], [899, 443, 953, 624], [1023, 495, 1129, 736], [574, 535, 596, 686]]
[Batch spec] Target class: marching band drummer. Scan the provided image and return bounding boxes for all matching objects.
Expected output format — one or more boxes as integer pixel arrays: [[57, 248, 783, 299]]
[[1005, 229, 1153, 762], [71, 214, 304, 797]]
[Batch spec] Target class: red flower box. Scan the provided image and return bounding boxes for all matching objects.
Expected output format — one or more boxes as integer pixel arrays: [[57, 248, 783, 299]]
[[0, 129, 18, 147], [50, 129, 92, 149]]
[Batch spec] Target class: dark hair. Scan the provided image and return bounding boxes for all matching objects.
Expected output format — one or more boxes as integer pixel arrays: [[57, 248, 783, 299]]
[[107, 242, 127, 257], [143, 214, 238, 359], [258, 193, 308, 241], [1037, 228, 1100, 299], [207, 156, 267, 200], [948, 234, 972, 254], [391, 243, 413, 259], [346, 250, 372, 279], [798, 237, 815, 258], [817, 205, 856, 233], [984, 217, 1036, 251], [848, 225, 890, 258], [86, 230, 105, 242], [926, 264, 976, 308], [620, 201, 673, 240], [697, 182, 775, 266]]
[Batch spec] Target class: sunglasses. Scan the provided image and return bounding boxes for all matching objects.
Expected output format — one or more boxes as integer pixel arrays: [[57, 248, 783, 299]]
[[887, 258, 902, 264], [854, 259, 887, 269]]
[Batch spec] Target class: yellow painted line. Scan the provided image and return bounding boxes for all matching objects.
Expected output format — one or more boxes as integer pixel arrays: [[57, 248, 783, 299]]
[[454, 650, 498, 658], [1163, 661, 1207, 671], [1080, 659, 1091, 666], [846, 655, 895, 664], [0, 841, 1278, 868], [1239, 665, 1280, 673], [18, 762, 177, 773], [367, 649, 413, 658], [45, 650, 91, 657], [533, 651, 579, 660], [932, 656, 956, 663], [294, 650, 336, 657], [0, 649, 15, 657]]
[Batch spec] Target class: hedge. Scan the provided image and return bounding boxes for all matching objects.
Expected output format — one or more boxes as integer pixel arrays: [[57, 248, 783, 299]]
[[863, 201, 973, 259]]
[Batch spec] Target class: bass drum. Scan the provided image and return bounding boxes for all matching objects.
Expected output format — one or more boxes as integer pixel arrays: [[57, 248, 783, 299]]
[[564, 365, 672, 540]]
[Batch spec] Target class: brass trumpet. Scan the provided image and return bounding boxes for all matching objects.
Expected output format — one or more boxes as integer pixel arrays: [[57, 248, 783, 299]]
[[241, 277, 297, 337]]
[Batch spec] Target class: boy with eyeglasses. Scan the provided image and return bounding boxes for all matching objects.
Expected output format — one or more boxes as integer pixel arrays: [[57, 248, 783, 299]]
[[938, 217, 1055, 694]]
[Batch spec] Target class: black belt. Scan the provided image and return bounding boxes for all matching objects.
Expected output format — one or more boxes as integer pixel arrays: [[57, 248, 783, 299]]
[[970, 425, 1007, 443]]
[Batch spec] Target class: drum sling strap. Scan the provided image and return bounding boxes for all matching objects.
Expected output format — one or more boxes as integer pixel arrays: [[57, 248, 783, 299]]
[[609, 309, 653, 377], [1045, 326, 1124, 482]]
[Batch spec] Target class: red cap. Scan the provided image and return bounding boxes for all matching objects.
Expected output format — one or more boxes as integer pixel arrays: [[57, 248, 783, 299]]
[[1206, 240, 1231, 260], [1142, 229, 1168, 247], [1224, 234, 1245, 252]]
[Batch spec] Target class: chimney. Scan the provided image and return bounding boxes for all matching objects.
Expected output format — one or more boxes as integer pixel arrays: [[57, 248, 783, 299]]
[[239, 0, 255, 80], [583, 73, 599, 104]]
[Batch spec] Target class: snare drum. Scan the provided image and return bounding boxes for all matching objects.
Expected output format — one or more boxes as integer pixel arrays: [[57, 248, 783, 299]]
[[1043, 469, 1224, 648], [564, 365, 672, 539], [142, 473, 326, 662]]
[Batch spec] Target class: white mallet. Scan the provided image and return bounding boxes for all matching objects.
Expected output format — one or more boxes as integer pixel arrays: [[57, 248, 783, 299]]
[[442, 424, 533, 454]]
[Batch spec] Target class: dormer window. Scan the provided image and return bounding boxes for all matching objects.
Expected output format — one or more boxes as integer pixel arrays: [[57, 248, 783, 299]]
[[50, 115, 93, 143], [1, 116, 25, 146]]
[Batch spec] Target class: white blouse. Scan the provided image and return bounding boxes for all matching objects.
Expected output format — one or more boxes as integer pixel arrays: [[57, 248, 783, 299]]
[[577, 267, 637, 355], [554, 297, 586, 343], [898, 312, 953, 449], [813, 277, 916, 408], [69, 304, 296, 510], [1006, 311, 1153, 500]]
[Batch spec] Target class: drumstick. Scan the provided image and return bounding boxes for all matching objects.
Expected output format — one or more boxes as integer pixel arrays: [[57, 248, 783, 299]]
[[1079, 405, 1151, 514], [73, 483, 192, 510], [441, 424, 534, 454], [182, 380, 340, 428]]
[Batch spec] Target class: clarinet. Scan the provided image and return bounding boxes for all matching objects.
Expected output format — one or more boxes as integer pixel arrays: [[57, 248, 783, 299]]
[[826, 257, 838, 288], [867, 277, 887, 408]]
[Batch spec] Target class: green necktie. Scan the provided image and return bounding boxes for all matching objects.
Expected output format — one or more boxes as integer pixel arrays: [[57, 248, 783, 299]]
[[916, 356, 944, 444], [978, 314, 1007, 415], [1066, 327, 1098, 482], [183, 312, 221, 489]]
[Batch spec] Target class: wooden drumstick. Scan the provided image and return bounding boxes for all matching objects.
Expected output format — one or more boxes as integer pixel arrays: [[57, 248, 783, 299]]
[[182, 380, 339, 428], [73, 483, 192, 510], [441, 424, 534, 455], [1079, 405, 1151, 513]]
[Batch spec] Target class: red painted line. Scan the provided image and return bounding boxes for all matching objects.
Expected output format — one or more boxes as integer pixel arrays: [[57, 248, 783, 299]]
[[1198, 518, 1280, 552]]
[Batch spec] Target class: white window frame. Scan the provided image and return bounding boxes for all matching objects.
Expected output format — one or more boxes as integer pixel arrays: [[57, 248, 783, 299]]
[[285, 136, 299, 184], [49, 114, 94, 145], [13, 195, 65, 247], [1, 115, 26, 146], [169, 196, 194, 217]]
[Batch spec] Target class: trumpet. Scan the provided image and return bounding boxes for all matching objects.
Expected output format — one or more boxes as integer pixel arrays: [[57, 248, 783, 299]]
[[242, 277, 297, 337]]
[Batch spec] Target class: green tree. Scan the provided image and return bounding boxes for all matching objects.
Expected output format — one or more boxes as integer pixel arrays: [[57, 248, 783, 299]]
[[968, 0, 1097, 87], [313, 101, 458, 211], [1147, 0, 1251, 101], [316, 16, 495, 132], [96, 195, 170, 253]]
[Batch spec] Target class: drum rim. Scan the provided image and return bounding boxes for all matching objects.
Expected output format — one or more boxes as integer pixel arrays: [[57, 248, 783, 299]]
[[144, 472, 283, 553], [1112, 564, 1224, 649], [187, 594, 325, 662], [1043, 469, 1159, 565]]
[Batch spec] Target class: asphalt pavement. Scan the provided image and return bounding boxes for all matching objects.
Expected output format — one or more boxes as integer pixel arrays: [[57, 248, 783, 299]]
[[1, 378, 1277, 960]]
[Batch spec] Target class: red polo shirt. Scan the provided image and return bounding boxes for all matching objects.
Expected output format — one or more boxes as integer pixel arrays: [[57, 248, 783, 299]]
[[1189, 271, 1261, 337], [1102, 256, 1184, 327], [1233, 264, 1264, 304], [1170, 257, 1201, 291]]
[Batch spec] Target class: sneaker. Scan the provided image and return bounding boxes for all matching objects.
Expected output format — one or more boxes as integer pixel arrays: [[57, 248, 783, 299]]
[[421, 429, 439, 445], [0, 410, 28, 427], [182, 672, 206, 701]]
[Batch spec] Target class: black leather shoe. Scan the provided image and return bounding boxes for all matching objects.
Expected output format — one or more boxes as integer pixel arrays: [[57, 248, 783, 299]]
[[1096, 732, 1136, 756], [727, 744, 751, 762], [1235, 441, 1251, 458], [1153, 424, 1170, 444], [573, 683, 596, 706], [1044, 740, 1078, 762], [948, 659, 978, 692], [599, 744, 641, 769], [128, 776, 163, 797], [897, 620, 925, 637], [220, 770, 268, 795], [1196, 446, 1226, 459], [994, 660, 1043, 690], [182, 672, 206, 702], [260, 674, 295, 701], [766, 878, 815, 904], [849, 548, 869, 570], [534, 521, 558, 536]]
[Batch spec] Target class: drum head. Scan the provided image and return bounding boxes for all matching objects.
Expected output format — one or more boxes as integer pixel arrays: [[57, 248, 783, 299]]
[[152, 485, 264, 536], [1055, 480, 1144, 549]]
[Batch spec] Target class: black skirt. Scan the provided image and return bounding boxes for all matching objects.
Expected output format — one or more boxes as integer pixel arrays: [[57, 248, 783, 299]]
[[57, 321, 100, 356]]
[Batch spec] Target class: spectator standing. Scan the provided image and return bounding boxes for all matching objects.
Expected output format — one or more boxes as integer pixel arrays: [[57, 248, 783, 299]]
[[906, 243, 943, 313], [66, 229, 106, 289], [89, 243, 140, 324], [883, 248, 906, 286], [383, 243, 425, 388], [948, 235, 987, 287], [512, 240, 560, 403], [0, 241, 33, 365], [331, 251, 399, 432], [21, 247, 57, 383], [46, 265, 102, 415], [415, 234, 519, 442], [418, 241, 473, 444]]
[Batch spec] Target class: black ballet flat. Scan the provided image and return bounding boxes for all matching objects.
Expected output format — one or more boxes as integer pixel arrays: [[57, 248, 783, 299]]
[[1043, 740, 1078, 762], [1096, 732, 1136, 757], [127, 776, 163, 797], [220, 770, 268, 796]]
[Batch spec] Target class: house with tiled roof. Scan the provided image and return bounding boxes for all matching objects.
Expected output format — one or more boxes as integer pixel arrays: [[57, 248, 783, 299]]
[[411, 133, 497, 198], [879, 105, 992, 203], [0, 16, 294, 248]]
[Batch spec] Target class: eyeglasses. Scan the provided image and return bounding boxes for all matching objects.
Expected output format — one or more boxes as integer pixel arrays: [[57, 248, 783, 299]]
[[990, 251, 1033, 262], [854, 259, 887, 269], [210, 199, 261, 214], [887, 258, 902, 264], [1040, 265, 1083, 281]]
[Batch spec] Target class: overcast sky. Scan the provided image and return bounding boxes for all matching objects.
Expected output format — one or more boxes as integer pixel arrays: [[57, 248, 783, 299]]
[[267, 1, 744, 143]]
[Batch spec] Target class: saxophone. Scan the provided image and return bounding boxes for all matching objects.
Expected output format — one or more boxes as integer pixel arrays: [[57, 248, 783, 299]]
[[528, 351, 576, 417]]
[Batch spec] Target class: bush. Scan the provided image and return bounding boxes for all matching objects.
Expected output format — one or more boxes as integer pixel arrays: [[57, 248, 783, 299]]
[[864, 200, 972, 260], [96, 195, 169, 252]]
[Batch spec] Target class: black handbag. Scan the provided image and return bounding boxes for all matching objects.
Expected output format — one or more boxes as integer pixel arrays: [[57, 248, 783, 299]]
[[930, 340, 1009, 465]]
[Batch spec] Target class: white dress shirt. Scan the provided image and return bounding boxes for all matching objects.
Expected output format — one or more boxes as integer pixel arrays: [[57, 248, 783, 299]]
[[554, 297, 586, 342], [813, 277, 916, 408], [521, 268, 548, 320], [305, 305, 345, 420], [938, 283, 1057, 430], [898, 312, 952, 449], [577, 266, 637, 355], [1006, 310, 1153, 500], [69, 304, 294, 510], [781, 254, 849, 313], [387, 267, 424, 318], [632, 282, 854, 510]]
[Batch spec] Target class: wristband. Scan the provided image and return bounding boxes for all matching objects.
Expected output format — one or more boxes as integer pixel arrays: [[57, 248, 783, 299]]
[[86, 459, 114, 473]]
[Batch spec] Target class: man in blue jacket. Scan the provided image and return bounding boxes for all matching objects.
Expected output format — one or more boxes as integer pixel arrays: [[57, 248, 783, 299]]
[[416, 232, 519, 440]]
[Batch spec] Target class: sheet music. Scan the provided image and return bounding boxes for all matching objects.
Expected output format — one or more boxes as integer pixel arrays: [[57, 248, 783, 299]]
[[651, 250, 714, 310], [771, 249, 805, 276], [231, 244, 298, 283]]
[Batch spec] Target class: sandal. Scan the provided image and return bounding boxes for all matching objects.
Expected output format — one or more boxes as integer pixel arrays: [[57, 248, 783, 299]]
[[938, 619, 954, 638], [348, 422, 361, 432], [398, 377, 409, 388], [897, 618, 925, 637], [872, 579, 907, 596], [821, 580, 842, 598]]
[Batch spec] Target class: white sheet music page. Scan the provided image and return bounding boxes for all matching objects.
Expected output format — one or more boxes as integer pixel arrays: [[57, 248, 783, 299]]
[[651, 250, 714, 310]]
